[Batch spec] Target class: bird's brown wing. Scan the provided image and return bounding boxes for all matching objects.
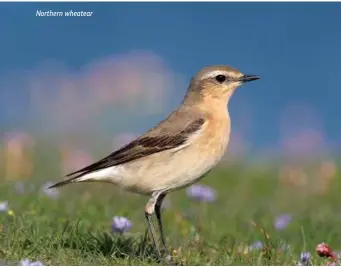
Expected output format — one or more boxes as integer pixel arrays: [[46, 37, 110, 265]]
[[48, 117, 205, 188]]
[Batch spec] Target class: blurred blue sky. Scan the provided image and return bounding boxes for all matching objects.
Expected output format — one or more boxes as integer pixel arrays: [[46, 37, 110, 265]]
[[1, 2, 341, 151]]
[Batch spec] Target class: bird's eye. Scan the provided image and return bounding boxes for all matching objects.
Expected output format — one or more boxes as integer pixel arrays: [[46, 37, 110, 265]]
[[215, 75, 227, 83]]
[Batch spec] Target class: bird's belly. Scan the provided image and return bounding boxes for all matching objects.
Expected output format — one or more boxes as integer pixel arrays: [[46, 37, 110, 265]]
[[107, 116, 231, 195], [115, 141, 228, 195]]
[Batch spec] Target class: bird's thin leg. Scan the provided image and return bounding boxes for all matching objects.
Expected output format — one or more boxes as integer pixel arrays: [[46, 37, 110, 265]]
[[145, 191, 162, 259], [155, 193, 167, 252], [145, 212, 160, 258]]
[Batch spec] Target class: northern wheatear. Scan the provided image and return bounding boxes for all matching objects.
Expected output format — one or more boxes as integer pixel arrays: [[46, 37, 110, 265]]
[[49, 65, 260, 259]]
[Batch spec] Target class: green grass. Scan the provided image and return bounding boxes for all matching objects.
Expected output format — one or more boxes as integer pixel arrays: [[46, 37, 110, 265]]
[[1, 157, 341, 265]]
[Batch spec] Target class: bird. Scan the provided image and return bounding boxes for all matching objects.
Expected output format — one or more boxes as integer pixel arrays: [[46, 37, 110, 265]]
[[48, 65, 260, 260]]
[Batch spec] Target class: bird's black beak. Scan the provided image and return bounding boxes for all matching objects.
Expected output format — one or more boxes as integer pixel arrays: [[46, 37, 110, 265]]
[[239, 75, 260, 83]]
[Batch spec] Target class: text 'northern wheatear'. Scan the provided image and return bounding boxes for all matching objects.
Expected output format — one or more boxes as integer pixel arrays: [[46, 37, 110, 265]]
[[48, 65, 260, 260]]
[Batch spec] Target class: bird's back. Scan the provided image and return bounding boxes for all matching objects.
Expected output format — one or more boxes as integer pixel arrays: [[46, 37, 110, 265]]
[[140, 104, 204, 137]]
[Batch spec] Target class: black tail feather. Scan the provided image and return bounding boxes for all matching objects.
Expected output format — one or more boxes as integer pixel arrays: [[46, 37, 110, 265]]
[[47, 178, 75, 189], [47, 172, 86, 189]]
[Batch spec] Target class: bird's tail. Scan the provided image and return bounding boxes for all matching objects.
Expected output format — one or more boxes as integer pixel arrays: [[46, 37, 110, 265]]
[[47, 172, 89, 189]]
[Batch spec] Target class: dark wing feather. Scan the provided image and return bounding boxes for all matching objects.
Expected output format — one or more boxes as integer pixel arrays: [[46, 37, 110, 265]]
[[48, 117, 205, 188]]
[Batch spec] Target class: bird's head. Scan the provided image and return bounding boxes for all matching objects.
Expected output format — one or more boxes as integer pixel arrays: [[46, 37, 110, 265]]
[[186, 65, 260, 105]]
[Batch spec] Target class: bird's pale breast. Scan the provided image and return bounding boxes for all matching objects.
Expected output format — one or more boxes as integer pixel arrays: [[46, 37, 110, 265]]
[[112, 113, 231, 195]]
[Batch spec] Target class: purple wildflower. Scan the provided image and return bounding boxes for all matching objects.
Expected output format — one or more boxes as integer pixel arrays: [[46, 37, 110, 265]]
[[20, 259, 44, 266], [111, 216, 132, 233], [301, 252, 311, 262], [249, 241, 263, 250], [274, 214, 292, 230], [297, 252, 311, 266], [42, 182, 60, 199], [0, 201, 9, 212], [186, 184, 217, 202]]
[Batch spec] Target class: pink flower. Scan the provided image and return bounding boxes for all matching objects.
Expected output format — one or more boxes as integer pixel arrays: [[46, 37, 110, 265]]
[[316, 242, 337, 262]]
